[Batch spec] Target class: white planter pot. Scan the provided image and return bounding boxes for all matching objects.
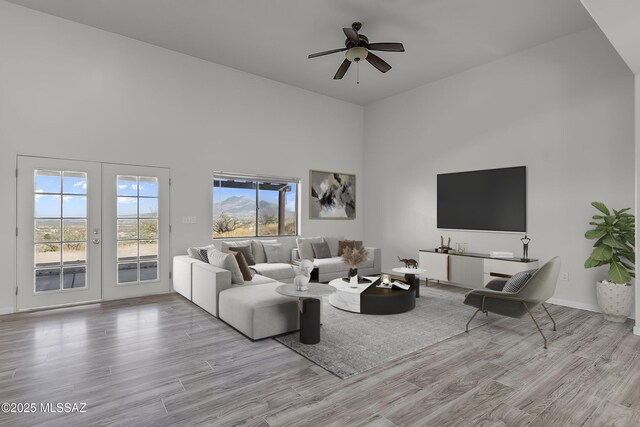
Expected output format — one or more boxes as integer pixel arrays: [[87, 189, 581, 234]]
[[595, 281, 633, 323]]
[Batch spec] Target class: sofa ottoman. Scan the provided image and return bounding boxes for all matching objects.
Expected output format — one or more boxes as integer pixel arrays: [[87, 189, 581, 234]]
[[218, 281, 299, 340]]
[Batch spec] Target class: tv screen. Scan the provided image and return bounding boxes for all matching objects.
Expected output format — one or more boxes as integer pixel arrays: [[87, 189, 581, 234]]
[[437, 166, 526, 232]]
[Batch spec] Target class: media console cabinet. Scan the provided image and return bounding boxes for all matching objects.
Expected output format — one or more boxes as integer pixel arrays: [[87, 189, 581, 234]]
[[418, 249, 538, 289]]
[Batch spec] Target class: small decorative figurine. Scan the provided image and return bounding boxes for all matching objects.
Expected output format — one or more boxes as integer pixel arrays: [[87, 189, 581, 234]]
[[398, 256, 418, 269], [521, 235, 531, 261], [437, 236, 452, 253], [294, 259, 314, 291]]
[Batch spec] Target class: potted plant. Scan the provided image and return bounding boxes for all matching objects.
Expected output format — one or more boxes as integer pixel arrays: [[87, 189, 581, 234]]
[[584, 201, 635, 323], [341, 246, 369, 287]]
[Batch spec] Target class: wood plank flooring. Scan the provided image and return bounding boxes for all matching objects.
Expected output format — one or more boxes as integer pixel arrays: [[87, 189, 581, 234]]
[[0, 283, 638, 426]]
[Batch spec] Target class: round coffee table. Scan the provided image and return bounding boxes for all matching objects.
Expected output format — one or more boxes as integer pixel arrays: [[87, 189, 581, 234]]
[[392, 267, 427, 297], [328, 278, 416, 315], [276, 283, 335, 344]]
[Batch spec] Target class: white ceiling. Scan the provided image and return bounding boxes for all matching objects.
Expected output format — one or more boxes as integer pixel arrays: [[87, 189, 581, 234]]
[[7, 0, 595, 105], [581, 0, 640, 74]]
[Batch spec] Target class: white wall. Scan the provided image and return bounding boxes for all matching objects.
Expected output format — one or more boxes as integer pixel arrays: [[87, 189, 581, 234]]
[[364, 27, 635, 310], [0, 1, 364, 314], [636, 75, 640, 332]]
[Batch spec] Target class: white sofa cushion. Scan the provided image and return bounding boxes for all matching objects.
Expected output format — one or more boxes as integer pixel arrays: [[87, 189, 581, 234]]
[[207, 247, 244, 285], [251, 263, 295, 282], [313, 256, 374, 274], [251, 239, 278, 264], [296, 236, 324, 261], [218, 281, 299, 340], [242, 274, 276, 286], [323, 236, 343, 258]]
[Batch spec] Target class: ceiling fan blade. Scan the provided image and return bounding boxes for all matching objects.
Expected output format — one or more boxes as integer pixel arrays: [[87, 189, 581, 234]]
[[343, 27, 359, 44], [333, 59, 351, 79], [308, 47, 348, 59], [366, 52, 392, 73], [368, 42, 405, 52]]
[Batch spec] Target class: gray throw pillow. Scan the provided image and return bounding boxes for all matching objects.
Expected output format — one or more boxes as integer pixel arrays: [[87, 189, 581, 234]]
[[228, 245, 255, 266], [207, 247, 244, 285], [296, 237, 324, 261], [251, 239, 277, 264], [263, 243, 286, 263], [503, 269, 538, 293], [311, 241, 331, 259]]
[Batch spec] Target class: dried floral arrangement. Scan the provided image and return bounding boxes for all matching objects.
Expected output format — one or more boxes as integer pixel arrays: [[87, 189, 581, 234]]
[[341, 246, 369, 268]]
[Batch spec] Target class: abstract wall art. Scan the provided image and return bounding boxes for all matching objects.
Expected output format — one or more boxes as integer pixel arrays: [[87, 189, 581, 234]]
[[309, 170, 356, 219]]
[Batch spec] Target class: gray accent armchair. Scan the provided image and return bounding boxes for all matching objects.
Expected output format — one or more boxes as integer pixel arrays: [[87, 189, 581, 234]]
[[463, 256, 561, 349]]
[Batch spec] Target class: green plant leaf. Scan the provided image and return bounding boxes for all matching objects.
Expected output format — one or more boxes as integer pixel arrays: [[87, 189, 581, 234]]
[[603, 235, 626, 249], [592, 202, 610, 215], [585, 229, 607, 240], [608, 259, 631, 284], [591, 245, 613, 262]]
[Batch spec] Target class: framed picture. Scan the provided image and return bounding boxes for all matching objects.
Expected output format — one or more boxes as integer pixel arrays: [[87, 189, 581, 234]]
[[309, 170, 356, 219]]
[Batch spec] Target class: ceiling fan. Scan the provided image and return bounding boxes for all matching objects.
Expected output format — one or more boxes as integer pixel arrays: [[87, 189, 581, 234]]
[[308, 22, 405, 83]]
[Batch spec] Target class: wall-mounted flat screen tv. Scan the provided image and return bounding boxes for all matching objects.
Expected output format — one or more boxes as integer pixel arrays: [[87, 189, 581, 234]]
[[437, 166, 526, 232]]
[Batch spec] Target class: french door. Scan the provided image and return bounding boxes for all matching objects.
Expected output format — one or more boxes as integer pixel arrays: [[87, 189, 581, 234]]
[[16, 156, 170, 311]]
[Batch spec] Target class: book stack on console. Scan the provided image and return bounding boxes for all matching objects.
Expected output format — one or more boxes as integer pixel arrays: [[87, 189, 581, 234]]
[[489, 251, 514, 259]]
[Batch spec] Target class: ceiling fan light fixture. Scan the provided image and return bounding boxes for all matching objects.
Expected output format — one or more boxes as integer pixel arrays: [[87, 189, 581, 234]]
[[346, 46, 368, 62]]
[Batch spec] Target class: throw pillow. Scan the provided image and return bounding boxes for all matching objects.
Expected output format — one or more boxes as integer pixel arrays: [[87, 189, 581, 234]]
[[503, 269, 538, 293], [263, 243, 286, 263], [230, 250, 253, 281], [187, 245, 215, 262], [226, 245, 255, 266], [207, 247, 244, 285], [220, 240, 253, 259], [311, 241, 331, 259], [323, 236, 343, 257], [338, 240, 356, 256], [251, 239, 278, 264], [296, 237, 324, 261]]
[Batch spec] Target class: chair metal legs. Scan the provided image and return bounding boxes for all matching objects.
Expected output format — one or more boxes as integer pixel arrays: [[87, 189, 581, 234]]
[[542, 304, 556, 331], [465, 308, 481, 333], [522, 302, 548, 349]]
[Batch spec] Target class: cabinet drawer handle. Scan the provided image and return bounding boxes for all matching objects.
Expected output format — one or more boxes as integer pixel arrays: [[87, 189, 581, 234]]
[[489, 272, 512, 278]]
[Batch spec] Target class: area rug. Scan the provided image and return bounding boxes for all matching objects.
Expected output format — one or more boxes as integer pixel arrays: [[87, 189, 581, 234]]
[[274, 286, 498, 379]]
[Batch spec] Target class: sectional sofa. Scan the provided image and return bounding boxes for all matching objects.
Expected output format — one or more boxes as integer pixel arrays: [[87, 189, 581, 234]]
[[173, 236, 381, 339]]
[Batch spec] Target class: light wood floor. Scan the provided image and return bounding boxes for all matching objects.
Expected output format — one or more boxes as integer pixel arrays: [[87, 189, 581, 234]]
[[0, 283, 639, 427]]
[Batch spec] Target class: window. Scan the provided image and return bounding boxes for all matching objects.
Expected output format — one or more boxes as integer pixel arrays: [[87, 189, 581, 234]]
[[34, 169, 88, 292], [213, 173, 300, 238], [116, 175, 160, 284]]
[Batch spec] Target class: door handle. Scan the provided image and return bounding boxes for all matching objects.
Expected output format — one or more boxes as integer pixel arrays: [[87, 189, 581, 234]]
[[93, 239, 101, 244]]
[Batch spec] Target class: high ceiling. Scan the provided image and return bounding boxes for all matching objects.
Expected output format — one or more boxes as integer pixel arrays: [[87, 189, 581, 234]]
[[6, 0, 595, 105]]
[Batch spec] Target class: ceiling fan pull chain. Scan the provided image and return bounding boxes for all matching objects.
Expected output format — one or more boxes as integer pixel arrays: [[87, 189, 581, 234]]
[[357, 61, 360, 84]]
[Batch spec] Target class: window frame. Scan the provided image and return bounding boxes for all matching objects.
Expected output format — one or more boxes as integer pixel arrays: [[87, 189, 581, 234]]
[[213, 172, 301, 239]]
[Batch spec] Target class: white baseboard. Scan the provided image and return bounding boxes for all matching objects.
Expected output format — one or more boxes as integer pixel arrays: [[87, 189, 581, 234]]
[[0, 307, 15, 315], [547, 297, 635, 320]]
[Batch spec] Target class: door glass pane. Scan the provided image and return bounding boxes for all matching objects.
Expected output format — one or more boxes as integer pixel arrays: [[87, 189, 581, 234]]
[[139, 219, 158, 239], [117, 176, 138, 196], [116, 175, 160, 284], [35, 195, 61, 218], [63, 171, 87, 195], [33, 169, 89, 293], [117, 219, 138, 240], [63, 219, 87, 242], [35, 268, 61, 292], [35, 170, 61, 193], [140, 261, 158, 281], [118, 263, 138, 284], [63, 195, 87, 217], [63, 242, 86, 265], [139, 240, 158, 260], [139, 177, 158, 197], [117, 197, 137, 218], [63, 266, 86, 289], [139, 198, 158, 218], [118, 241, 138, 262], [35, 219, 61, 242], [35, 243, 61, 267]]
